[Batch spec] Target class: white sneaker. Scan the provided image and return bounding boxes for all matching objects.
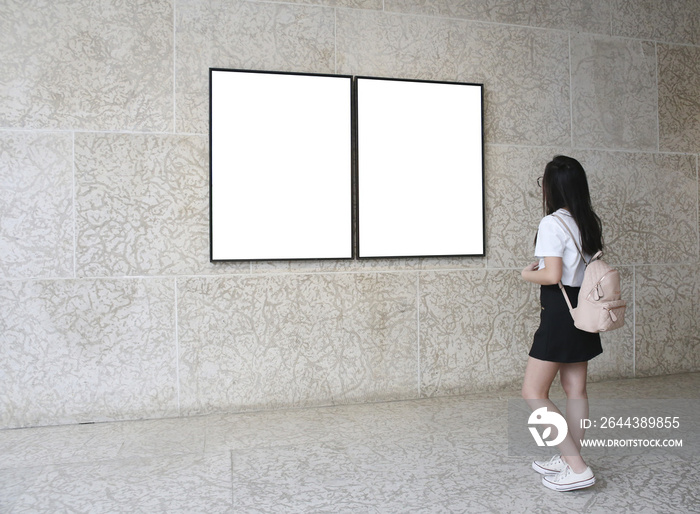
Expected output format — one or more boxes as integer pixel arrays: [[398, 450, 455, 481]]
[[532, 455, 566, 475], [542, 464, 596, 492]]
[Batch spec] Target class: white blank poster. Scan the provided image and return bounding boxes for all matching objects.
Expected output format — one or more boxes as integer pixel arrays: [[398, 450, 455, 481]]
[[210, 70, 352, 261], [357, 78, 484, 258]]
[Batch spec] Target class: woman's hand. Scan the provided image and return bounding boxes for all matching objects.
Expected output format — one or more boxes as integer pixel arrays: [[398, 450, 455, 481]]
[[521, 257, 563, 285], [522, 262, 539, 276]]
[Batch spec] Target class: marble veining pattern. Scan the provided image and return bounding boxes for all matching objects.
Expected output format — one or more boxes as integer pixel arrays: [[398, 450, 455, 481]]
[[0, 0, 173, 131], [74, 132, 246, 277], [1, 373, 698, 513], [484, 145, 571, 269], [0, 132, 74, 279], [177, 272, 418, 415], [658, 44, 700, 154], [9, 454, 233, 513], [267, 0, 382, 7], [385, 0, 612, 35], [0, 278, 178, 428], [419, 269, 539, 397], [250, 256, 422, 274], [635, 264, 700, 377], [613, 0, 700, 46], [579, 151, 698, 265], [571, 35, 658, 151], [176, 0, 336, 134], [336, 9, 571, 146], [250, 255, 486, 274], [0, 0, 699, 432]]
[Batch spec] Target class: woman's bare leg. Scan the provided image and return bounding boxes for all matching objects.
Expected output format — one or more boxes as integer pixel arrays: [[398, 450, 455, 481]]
[[522, 356, 559, 401], [521, 357, 588, 473], [559, 361, 589, 454]]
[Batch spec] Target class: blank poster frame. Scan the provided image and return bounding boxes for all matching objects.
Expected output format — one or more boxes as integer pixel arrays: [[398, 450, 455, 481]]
[[210, 69, 485, 262], [210, 68, 354, 262], [355, 76, 485, 259]]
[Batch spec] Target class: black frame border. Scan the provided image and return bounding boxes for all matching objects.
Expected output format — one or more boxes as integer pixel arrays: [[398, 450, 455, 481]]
[[354, 75, 485, 260], [209, 68, 356, 262], [209, 68, 485, 263]]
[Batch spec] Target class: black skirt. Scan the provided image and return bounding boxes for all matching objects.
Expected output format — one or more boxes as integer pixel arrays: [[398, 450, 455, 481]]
[[529, 284, 603, 363]]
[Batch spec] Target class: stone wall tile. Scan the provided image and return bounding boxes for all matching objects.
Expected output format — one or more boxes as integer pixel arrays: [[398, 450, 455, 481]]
[[580, 151, 698, 265], [658, 44, 700, 154], [613, 0, 700, 46], [1, 132, 73, 279], [75, 132, 246, 277], [178, 272, 418, 414], [386, 0, 611, 34], [336, 9, 571, 146], [419, 269, 537, 396], [176, 0, 336, 134], [635, 265, 700, 376], [0, 0, 173, 131], [484, 145, 571, 269], [571, 35, 658, 151], [0, 278, 177, 428]]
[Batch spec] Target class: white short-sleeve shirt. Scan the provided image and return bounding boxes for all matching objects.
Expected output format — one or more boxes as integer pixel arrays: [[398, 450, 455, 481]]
[[534, 208, 590, 287]]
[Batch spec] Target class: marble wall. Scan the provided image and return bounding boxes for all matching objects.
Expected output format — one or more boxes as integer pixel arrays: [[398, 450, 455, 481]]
[[1, 0, 698, 429]]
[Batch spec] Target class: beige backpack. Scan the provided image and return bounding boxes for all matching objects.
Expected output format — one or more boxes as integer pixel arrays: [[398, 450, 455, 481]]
[[553, 215, 626, 333]]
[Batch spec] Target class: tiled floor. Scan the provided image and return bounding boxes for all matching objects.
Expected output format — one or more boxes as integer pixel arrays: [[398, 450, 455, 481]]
[[1, 373, 699, 513]]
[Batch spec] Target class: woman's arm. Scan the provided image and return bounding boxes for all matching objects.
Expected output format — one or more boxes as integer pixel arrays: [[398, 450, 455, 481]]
[[521, 256, 563, 285]]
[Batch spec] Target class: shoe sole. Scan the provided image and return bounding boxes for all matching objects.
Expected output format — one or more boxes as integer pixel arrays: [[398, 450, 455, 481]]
[[532, 461, 566, 475], [542, 475, 596, 492]]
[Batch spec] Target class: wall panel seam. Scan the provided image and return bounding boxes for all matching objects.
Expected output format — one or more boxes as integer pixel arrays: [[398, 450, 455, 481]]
[[334, 8, 337, 74], [175, 277, 181, 414], [416, 271, 421, 398], [569, 34, 573, 149], [655, 42, 660, 153], [72, 131, 77, 279], [696, 155, 700, 262], [373, 8, 604, 37], [632, 265, 636, 378], [173, 0, 177, 134]]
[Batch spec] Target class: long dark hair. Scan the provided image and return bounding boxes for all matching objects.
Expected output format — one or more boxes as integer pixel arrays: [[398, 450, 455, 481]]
[[541, 155, 603, 255]]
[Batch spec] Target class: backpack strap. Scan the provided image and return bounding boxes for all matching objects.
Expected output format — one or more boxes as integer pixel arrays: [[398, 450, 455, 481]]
[[552, 214, 587, 264], [558, 282, 575, 312], [552, 214, 604, 264], [551, 213, 584, 314]]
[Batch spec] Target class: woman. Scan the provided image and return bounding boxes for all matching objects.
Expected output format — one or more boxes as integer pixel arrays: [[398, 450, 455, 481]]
[[521, 155, 603, 492]]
